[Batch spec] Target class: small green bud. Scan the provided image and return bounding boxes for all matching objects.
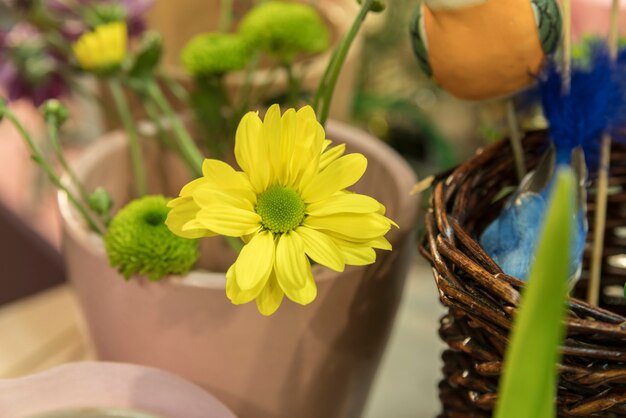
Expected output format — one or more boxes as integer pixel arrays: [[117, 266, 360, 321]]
[[129, 31, 163, 79], [181, 32, 250, 76], [357, 0, 386, 12], [104, 195, 199, 281], [88, 187, 114, 217], [41, 99, 69, 125], [238, 1, 330, 63]]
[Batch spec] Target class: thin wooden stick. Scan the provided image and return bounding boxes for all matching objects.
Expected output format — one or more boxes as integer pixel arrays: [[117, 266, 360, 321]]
[[505, 100, 526, 182], [587, 0, 621, 306], [562, 0, 572, 93]]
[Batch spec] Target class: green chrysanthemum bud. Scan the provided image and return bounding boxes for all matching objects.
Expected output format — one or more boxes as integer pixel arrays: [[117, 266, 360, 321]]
[[181, 33, 250, 76], [41, 99, 69, 126], [238, 1, 329, 63], [88, 187, 113, 217], [104, 195, 199, 281], [357, 0, 386, 12], [129, 31, 163, 80]]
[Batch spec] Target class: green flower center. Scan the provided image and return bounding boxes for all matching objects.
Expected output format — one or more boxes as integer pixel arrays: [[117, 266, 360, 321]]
[[144, 210, 166, 226], [256, 186, 306, 234]]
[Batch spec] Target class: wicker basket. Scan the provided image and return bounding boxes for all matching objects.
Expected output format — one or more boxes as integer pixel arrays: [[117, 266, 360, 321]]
[[420, 130, 626, 417]]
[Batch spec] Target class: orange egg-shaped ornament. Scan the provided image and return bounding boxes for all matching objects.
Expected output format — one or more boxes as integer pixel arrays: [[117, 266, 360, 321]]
[[410, 0, 562, 101]]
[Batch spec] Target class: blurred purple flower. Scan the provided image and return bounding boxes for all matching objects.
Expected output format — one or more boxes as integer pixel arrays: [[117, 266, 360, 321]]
[[1, 0, 37, 12], [0, 24, 68, 105], [46, 0, 154, 37]]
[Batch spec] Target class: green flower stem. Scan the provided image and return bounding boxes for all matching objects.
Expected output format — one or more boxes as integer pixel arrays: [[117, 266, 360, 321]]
[[141, 99, 178, 150], [219, 0, 234, 32], [145, 80, 204, 177], [312, 44, 339, 112], [225, 235, 244, 254], [315, 0, 373, 125], [283, 62, 299, 107], [189, 75, 231, 159], [157, 71, 190, 104], [45, 117, 91, 205], [107, 78, 148, 196], [236, 53, 260, 116], [3, 109, 104, 235]]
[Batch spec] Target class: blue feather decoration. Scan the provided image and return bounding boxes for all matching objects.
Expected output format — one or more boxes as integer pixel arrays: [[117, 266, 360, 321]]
[[540, 46, 626, 169], [480, 46, 626, 282]]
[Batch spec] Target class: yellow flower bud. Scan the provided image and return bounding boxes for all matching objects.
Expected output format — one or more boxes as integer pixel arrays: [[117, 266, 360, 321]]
[[72, 21, 127, 72]]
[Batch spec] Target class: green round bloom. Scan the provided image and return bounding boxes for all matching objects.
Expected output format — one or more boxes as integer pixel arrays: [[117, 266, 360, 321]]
[[181, 33, 251, 76], [104, 195, 199, 281], [238, 1, 330, 62]]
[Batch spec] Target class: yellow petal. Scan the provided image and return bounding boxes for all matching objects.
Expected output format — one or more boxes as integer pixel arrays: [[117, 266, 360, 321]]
[[275, 231, 309, 290], [193, 184, 255, 211], [201, 159, 254, 191], [165, 196, 215, 239], [306, 193, 381, 217], [256, 273, 285, 315], [235, 230, 275, 290], [196, 205, 261, 236], [226, 265, 266, 304], [179, 177, 208, 197], [234, 111, 270, 192], [319, 142, 345, 171], [301, 153, 367, 203], [279, 108, 297, 182], [369, 236, 392, 250], [295, 226, 344, 272], [284, 266, 317, 306], [263, 104, 282, 182], [333, 238, 377, 266], [290, 107, 325, 186], [303, 212, 391, 241], [234, 112, 259, 173]]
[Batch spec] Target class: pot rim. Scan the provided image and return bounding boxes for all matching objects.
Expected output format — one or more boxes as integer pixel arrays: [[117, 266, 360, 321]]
[[58, 119, 418, 288], [0, 361, 237, 418]]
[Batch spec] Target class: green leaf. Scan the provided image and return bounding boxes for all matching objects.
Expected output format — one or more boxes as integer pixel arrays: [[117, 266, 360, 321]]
[[494, 167, 575, 418]]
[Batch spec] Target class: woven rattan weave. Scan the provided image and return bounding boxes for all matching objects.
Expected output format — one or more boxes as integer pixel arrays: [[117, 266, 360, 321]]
[[420, 130, 626, 417]]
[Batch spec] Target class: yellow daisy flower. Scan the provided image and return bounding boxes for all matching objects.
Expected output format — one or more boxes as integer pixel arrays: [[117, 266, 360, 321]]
[[72, 21, 127, 72], [166, 104, 396, 315]]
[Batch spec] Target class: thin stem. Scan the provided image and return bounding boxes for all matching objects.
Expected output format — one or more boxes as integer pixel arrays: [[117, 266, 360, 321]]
[[588, 134, 611, 306], [46, 118, 91, 204], [157, 70, 190, 104], [283, 62, 299, 107], [587, 0, 621, 306], [4, 110, 104, 235], [505, 99, 526, 182], [561, 0, 572, 93], [608, 0, 621, 59], [236, 53, 260, 116], [316, 0, 372, 125], [219, 0, 234, 32], [142, 99, 178, 150], [146, 79, 203, 177], [107, 78, 148, 196], [312, 46, 339, 112]]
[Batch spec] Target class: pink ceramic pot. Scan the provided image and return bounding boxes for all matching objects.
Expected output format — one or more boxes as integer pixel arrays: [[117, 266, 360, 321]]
[[0, 362, 236, 418], [58, 120, 418, 418], [572, 0, 626, 40]]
